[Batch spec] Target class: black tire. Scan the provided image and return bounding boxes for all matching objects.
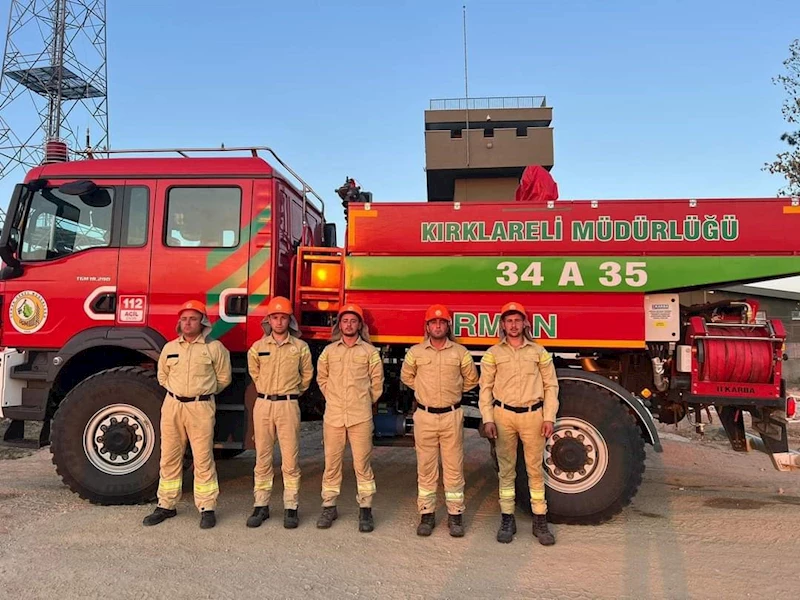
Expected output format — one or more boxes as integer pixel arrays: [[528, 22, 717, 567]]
[[514, 379, 646, 525], [50, 366, 164, 505]]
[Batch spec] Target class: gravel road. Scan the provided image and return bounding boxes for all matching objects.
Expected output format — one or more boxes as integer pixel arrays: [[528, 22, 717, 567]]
[[1, 420, 799, 600]]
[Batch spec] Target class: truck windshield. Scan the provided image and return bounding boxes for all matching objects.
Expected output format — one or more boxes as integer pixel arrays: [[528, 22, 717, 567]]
[[18, 187, 114, 261]]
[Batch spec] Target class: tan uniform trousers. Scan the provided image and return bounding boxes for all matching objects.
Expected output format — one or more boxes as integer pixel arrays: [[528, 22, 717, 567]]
[[157, 394, 218, 512], [413, 408, 465, 515], [321, 420, 376, 508], [253, 398, 301, 509], [495, 404, 547, 515]]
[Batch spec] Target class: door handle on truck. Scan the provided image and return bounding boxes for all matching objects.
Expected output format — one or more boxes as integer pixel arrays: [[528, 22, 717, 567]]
[[219, 287, 247, 323], [84, 286, 117, 321]]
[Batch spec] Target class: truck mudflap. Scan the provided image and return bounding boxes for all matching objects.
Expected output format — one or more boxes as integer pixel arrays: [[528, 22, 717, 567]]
[[717, 405, 800, 472], [749, 410, 800, 472], [556, 368, 663, 452]]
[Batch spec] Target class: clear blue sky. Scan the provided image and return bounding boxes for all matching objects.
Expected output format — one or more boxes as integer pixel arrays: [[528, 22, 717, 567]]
[[6, 0, 800, 205], [2, 0, 800, 284], [107, 0, 800, 201]]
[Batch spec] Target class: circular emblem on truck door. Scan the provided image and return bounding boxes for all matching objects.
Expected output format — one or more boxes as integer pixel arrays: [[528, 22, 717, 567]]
[[9, 290, 48, 334]]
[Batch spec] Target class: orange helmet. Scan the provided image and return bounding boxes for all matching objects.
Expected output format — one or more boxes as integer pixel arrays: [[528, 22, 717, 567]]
[[338, 303, 364, 321], [266, 296, 292, 316], [500, 301, 526, 319], [425, 304, 452, 322], [178, 300, 207, 316]]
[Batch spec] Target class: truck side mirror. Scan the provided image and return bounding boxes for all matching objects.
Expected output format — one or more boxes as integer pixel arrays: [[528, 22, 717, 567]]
[[323, 223, 337, 247], [58, 179, 97, 196], [58, 180, 111, 208]]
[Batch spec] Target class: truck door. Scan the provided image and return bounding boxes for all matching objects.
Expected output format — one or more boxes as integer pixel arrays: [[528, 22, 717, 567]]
[[148, 179, 253, 352], [1, 180, 121, 352], [106, 182, 154, 338]]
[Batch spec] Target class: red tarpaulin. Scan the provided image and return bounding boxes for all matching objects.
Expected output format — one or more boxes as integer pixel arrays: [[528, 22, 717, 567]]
[[514, 165, 559, 202]]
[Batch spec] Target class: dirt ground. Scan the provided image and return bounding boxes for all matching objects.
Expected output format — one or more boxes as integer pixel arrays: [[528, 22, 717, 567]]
[[1, 419, 800, 600]]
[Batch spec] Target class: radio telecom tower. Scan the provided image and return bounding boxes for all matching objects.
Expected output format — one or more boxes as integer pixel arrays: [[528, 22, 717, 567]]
[[0, 0, 108, 186]]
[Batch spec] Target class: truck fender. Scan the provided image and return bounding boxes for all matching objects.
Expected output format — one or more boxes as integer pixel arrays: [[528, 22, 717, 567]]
[[47, 327, 168, 382], [556, 368, 663, 452]]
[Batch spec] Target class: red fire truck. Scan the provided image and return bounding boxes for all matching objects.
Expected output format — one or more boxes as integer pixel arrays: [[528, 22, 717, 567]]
[[1, 146, 797, 524]]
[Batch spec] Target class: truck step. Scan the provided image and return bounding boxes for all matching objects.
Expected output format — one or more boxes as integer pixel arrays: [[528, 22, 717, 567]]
[[1, 419, 50, 448], [372, 436, 415, 448], [0, 438, 45, 449], [9, 370, 48, 381], [213, 442, 244, 450]]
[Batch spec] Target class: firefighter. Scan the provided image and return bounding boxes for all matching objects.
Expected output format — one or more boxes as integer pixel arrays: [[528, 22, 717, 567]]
[[479, 302, 559, 545], [143, 301, 232, 529], [315, 303, 384, 533], [400, 304, 479, 537], [246, 296, 314, 529]]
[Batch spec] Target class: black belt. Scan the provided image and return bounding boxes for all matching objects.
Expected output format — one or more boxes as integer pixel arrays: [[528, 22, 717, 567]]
[[493, 400, 543, 413], [257, 393, 300, 401], [169, 392, 213, 402], [416, 401, 462, 414]]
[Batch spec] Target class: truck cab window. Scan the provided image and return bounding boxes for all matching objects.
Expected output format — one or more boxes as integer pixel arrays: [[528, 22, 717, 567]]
[[20, 187, 115, 261], [165, 187, 241, 248], [123, 187, 149, 247]]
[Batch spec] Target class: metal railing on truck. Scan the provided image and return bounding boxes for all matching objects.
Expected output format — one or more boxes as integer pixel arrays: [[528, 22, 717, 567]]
[[80, 145, 326, 219]]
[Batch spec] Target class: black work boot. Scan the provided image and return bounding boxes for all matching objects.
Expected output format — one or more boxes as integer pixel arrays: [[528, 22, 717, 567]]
[[316, 506, 338, 529], [416, 512, 436, 536], [358, 507, 375, 533], [496, 513, 516, 543], [532, 514, 555, 546], [448, 514, 465, 538], [246, 506, 269, 528], [200, 510, 216, 529], [284, 509, 299, 529], [142, 507, 176, 526]]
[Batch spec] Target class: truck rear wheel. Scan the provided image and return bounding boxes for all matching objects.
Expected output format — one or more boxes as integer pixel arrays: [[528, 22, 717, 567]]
[[50, 366, 164, 505], [514, 378, 646, 524]]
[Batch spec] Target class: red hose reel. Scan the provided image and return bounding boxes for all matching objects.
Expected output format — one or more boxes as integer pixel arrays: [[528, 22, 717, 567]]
[[686, 316, 785, 399]]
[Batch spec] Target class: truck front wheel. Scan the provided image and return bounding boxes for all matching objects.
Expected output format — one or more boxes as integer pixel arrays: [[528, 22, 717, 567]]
[[50, 367, 164, 505], [514, 378, 646, 524]]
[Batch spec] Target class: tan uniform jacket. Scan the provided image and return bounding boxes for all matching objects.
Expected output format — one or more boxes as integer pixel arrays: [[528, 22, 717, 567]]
[[479, 339, 559, 423], [317, 338, 384, 427], [247, 334, 313, 395], [158, 334, 232, 397], [400, 339, 479, 407]]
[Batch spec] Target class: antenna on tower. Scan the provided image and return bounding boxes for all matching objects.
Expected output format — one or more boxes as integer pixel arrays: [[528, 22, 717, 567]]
[[0, 0, 109, 182]]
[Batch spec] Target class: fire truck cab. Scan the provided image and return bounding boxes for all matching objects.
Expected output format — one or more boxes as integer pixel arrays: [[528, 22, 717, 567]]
[[0, 147, 329, 505]]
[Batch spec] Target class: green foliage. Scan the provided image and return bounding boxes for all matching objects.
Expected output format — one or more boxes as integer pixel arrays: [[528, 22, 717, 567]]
[[765, 39, 800, 196]]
